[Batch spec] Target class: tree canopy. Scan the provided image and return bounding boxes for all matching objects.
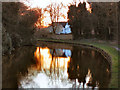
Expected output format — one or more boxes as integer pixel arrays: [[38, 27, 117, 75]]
[[68, 2, 118, 41]]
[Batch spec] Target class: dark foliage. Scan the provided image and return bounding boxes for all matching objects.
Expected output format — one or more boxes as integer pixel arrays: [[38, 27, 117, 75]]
[[2, 2, 39, 50], [68, 2, 118, 41]]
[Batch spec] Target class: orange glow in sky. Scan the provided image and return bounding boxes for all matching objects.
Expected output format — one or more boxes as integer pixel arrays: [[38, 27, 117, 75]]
[[22, 0, 91, 27]]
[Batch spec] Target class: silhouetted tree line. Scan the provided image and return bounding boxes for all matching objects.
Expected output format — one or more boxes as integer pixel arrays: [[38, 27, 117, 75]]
[[2, 2, 39, 54], [2, 46, 36, 88], [68, 2, 119, 41]]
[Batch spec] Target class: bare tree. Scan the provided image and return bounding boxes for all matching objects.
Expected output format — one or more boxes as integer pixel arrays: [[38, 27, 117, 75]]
[[34, 8, 45, 28], [56, 3, 66, 22], [45, 2, 66, 34]]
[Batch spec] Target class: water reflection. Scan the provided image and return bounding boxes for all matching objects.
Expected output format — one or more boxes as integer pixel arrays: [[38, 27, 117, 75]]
[[2, 43, 111, 88], [19, 46, 111, 88], [32, 47, 71, 88], [34, 47, 71, 71], [2, 46, 36, 88], [68, 46, 111, 88]]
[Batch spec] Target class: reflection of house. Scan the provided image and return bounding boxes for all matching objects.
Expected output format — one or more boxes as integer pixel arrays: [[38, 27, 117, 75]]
[[50, 49, 72, 57]]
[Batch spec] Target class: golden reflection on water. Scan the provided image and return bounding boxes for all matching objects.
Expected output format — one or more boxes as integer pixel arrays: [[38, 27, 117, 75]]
[[18, 47, 101, 88], [34, 47, 70, 73]]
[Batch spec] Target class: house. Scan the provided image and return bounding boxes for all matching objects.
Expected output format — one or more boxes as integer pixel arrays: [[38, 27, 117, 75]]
[[52, 22, 72, 34], [35, 22, 73, 40], [61, 23, 72, 34]]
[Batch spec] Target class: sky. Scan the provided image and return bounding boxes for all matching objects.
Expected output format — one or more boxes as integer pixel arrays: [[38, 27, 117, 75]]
[[22, 0, 80, 8], [22, 0, 90, 26]]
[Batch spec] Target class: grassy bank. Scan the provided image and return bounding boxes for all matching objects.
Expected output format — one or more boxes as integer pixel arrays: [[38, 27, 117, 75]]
[[37, 38, 119, 88]]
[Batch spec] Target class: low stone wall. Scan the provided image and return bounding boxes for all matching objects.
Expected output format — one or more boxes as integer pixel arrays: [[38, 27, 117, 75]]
[[36, 41, 73, 50], [82, 44, 112, 65], [47, 34, 73, 40], [36, 33, 73, 40]]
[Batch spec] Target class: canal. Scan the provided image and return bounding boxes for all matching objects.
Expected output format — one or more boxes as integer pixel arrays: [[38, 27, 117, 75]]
[[2, 42, 111, 88]]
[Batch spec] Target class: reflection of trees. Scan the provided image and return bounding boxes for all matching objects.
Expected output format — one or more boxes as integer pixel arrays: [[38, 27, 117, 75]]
[[68, 46, 111, 88], [49, 49, 66, 81], [2, 47, 36, 88], [36, 48, 69, 83]]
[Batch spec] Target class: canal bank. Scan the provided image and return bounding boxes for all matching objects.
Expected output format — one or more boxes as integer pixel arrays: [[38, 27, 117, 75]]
[[37, 38, 119, 88]]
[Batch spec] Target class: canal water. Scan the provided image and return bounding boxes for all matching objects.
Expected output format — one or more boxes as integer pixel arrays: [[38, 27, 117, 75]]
[[2, 42, 111, 88]]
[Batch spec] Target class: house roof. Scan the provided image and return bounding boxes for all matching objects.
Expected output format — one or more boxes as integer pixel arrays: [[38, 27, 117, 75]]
[[53, 22, 67, 28]]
